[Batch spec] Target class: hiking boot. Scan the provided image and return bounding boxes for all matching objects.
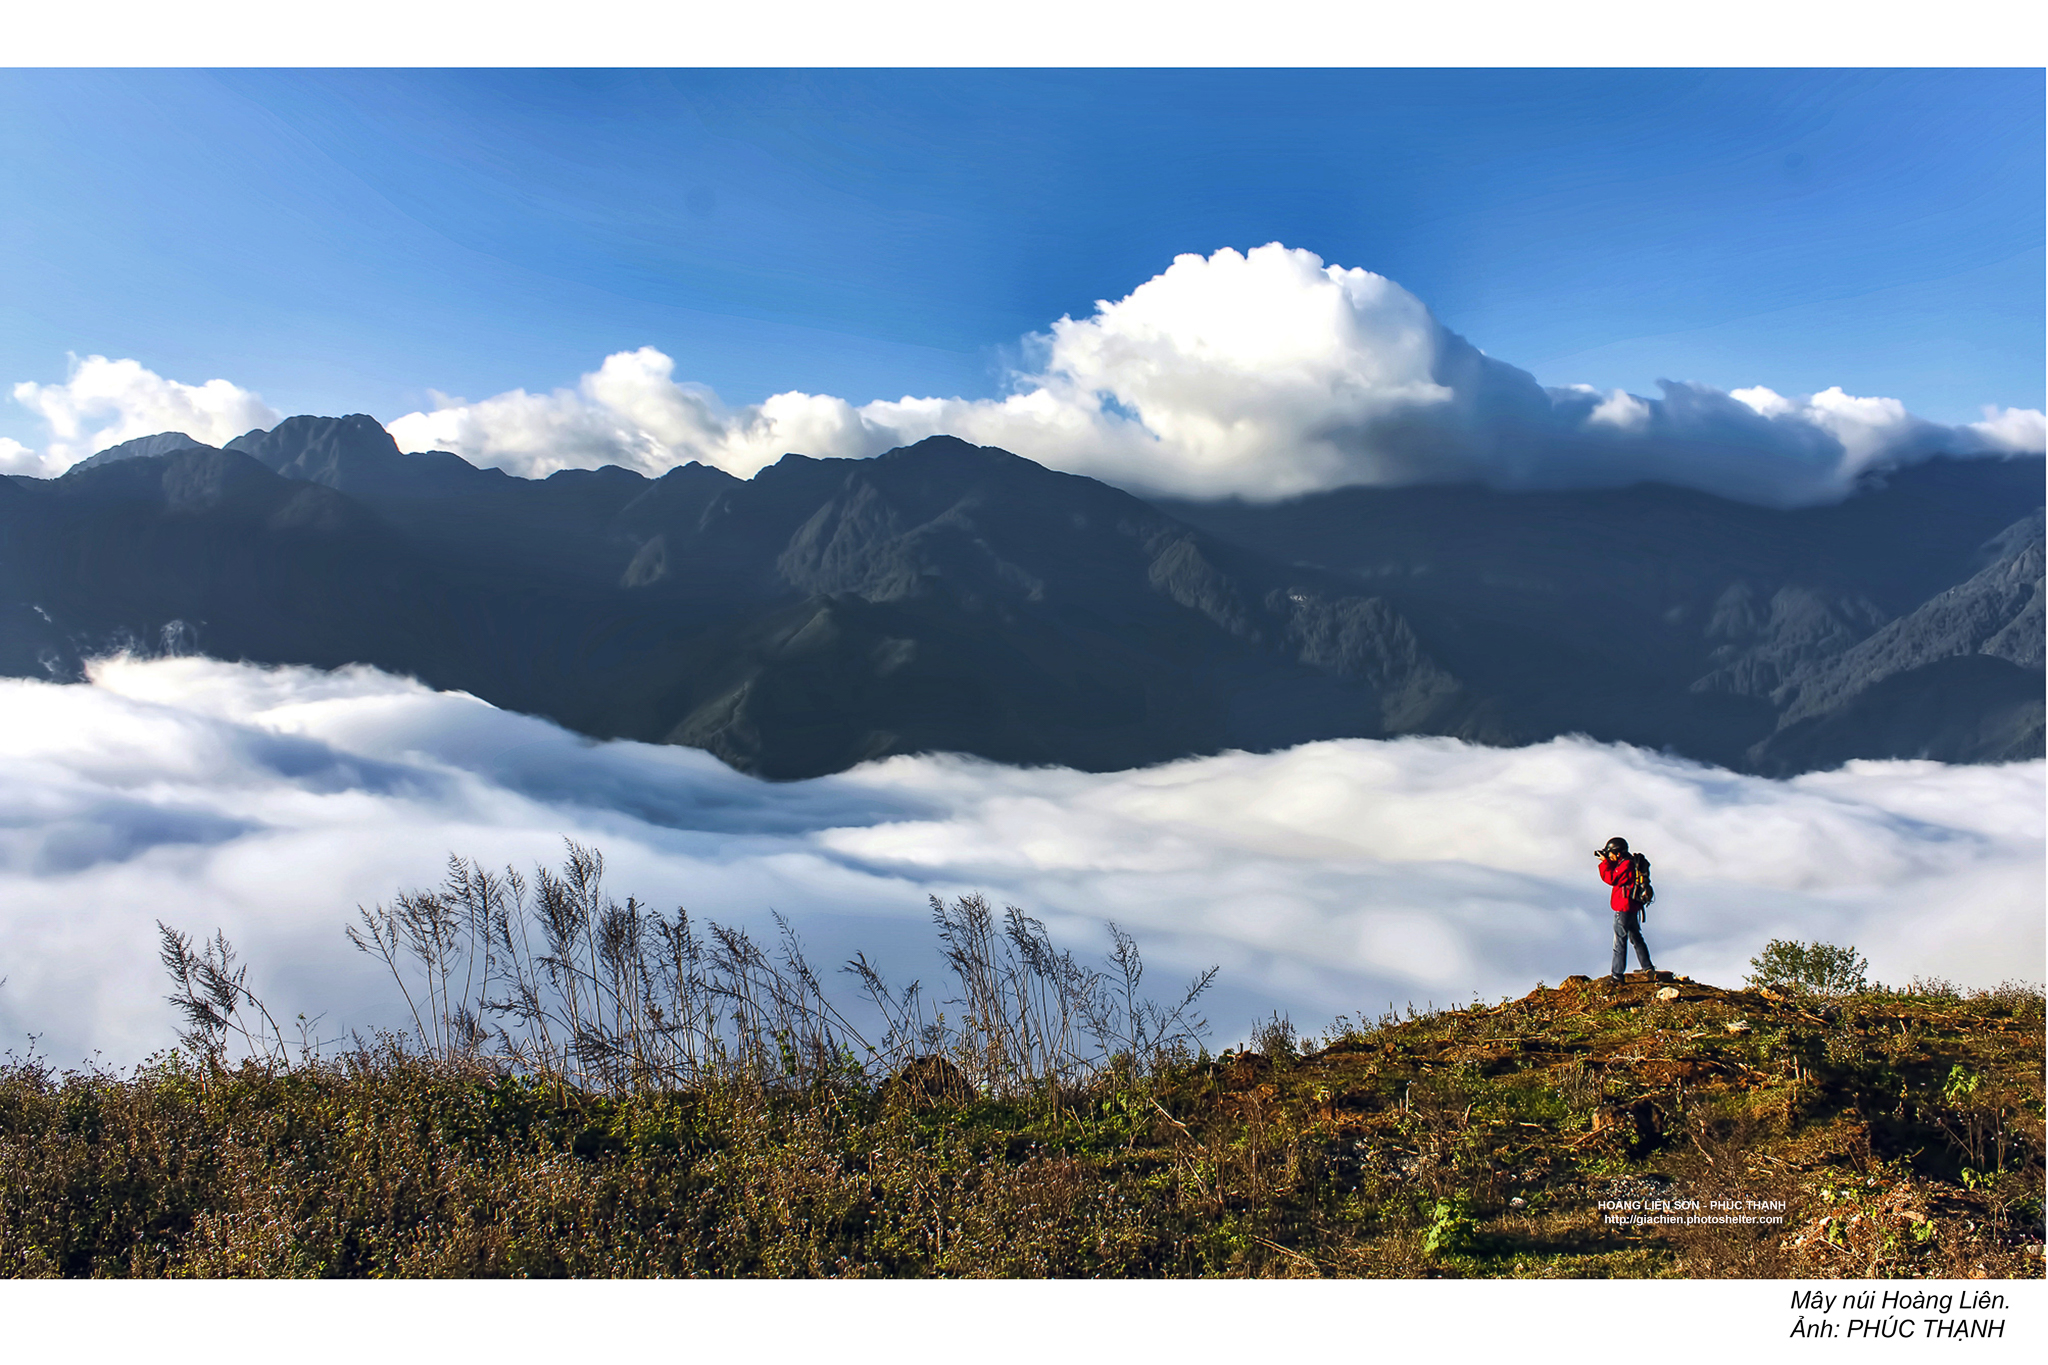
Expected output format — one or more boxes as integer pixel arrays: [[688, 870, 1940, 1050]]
[[1608, 975, 1625, 986]]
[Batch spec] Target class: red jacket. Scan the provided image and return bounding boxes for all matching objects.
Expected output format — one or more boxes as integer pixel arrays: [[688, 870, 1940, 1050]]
[[1600, 855, 1643, 912]]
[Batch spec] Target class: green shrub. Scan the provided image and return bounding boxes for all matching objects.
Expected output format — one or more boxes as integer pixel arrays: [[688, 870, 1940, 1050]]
[[1422, 1194, 1478, 1258], [1744, 939, 1869, 996]]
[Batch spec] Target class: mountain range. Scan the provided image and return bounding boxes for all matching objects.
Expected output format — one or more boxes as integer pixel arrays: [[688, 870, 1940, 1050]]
[[3, 415, 2039, 779]]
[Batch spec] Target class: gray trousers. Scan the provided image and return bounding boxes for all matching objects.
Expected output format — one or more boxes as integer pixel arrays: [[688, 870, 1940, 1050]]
[[1610, 908, 1654, 977]]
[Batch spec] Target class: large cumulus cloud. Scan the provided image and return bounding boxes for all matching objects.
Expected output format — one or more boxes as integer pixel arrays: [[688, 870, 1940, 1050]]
[[382, 243, 2043, 506], [11, 246, 2041, 504], [1, 657, 2037, 1067]]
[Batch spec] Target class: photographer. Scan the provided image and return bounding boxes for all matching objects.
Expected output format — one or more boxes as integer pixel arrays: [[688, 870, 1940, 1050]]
[[1597, 836, 1655, 986]]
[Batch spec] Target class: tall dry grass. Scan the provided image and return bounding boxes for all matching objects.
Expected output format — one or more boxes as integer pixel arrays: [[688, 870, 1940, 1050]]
[[324, 841, 1217, 1099]]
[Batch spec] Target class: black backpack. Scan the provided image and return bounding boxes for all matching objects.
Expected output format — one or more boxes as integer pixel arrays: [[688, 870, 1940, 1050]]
[[1630, 854, 1655, 908]]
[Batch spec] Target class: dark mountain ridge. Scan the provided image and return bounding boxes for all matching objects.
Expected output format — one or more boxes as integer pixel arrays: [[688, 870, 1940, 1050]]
[[3, 416, 2039, 778], [1157, 459, 2044, 769], [3, 423, 1484, 776]]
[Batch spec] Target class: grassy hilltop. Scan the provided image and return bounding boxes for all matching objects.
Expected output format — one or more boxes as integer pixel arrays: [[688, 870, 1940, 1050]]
[[2, 972, 2040, 1278], [1, 848, 2041, 1277]]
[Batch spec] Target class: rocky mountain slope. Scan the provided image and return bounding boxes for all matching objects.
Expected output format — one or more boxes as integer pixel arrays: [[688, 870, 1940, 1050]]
[[2, 422, 1479, 777], [1160, 460, 2044, 770], [3, 416, 2039, 777]]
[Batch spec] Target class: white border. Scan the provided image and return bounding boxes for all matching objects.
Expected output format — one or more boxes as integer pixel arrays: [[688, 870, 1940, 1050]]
[[3, 1, 2045, 67], [2, 1278, 2043, 1360]]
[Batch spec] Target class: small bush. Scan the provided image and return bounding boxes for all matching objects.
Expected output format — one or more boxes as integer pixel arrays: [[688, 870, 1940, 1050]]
[[1249, 1012, 1297, 1062], [1745, 939, 1868, 996], [1421, 1194, 1478, 1258], [1978, 980, 2047, 1022]]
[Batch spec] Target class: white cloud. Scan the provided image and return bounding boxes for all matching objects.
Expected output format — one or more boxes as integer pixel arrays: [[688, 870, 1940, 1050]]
[[11, 250, 2042, 501], [0, 436, 55, 479], [378, 244, 2044, 507], [11, 354, 279, 471], [1730, 386, 1797, 420], [9, 250, 2040, 503], [974, 245, 1457, 498], [2, 656, 2038, 1066], [1587, 389, 1653, 432], [383, 346, 895, 480], [1965, 403, 2048, 454]]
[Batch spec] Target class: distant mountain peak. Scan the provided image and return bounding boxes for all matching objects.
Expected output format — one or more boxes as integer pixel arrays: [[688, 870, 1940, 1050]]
[[226, 413, 402, 466], [71, 431, 210, 472], [879, 434, 1033, 468], [220, 413, 488, 498], [889, 434, 986, 456]]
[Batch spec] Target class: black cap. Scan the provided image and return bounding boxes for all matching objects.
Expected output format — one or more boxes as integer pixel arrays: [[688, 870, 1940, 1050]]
[[1603, 836, 1629, 854]]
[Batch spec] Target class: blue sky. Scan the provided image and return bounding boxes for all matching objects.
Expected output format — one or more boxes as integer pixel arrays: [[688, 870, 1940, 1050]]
[[1, 68, 2040, 484]]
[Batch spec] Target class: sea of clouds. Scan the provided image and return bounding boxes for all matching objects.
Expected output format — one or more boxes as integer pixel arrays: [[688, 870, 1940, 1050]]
[[7, 244, 2042, 504], [2, 655, 2038, 1068]]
